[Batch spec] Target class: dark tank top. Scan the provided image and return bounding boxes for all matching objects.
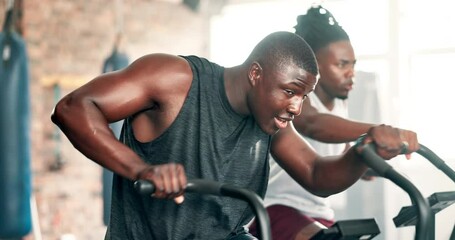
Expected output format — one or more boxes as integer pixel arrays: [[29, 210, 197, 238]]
[[105, 55, 271, 240]]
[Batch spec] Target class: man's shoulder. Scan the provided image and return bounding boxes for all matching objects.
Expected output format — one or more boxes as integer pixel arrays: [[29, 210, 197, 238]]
[[179, 55, 220, 68]]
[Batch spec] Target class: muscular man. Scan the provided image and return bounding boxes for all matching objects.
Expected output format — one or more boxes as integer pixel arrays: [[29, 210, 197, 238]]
[[52, 31, 418, 240]]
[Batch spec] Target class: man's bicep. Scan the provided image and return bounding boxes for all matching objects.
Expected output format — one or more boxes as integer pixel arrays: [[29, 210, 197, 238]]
[[83, 54, 192, 123], [71, 67, 155, 123]]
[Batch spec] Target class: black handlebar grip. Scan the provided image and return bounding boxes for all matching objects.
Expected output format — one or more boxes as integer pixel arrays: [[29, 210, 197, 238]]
[[186, 179, 222, 195], [417, 144, 455, 183], [134, 179, 156, 195], [133, 179, 272, 240], [360, 143, 394, 177]]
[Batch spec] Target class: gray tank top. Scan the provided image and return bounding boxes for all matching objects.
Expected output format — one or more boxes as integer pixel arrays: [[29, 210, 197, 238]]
[[105, 55, 270, 240]]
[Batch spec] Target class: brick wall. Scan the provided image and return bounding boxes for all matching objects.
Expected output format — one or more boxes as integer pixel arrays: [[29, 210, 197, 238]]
[[1, 1, 214, 239]]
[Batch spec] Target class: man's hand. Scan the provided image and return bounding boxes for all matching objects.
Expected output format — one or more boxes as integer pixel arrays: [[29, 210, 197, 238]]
[[137, 163, 187, 204], [398, 128, 419, 160], [357, 124, 419, 160]]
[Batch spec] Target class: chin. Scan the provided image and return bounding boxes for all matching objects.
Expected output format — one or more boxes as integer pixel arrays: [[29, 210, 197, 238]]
[[338, 95, 348, 100], [265, 128, 279, 135], [258, 122, 278, 135], [266, 124, 281, 135]]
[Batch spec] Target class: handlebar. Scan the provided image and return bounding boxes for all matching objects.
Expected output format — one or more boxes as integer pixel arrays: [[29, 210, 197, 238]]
[[417, 144, 455, 183], [358, 143, 433, 240], [134, 179, 272, 240]]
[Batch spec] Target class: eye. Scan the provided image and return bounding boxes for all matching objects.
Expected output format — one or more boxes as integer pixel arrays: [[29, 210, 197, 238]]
[[337, 61, 356, 70], [302, 94, 308, 101], [284, 89, 295, 96], [337, 62, 348, 69]]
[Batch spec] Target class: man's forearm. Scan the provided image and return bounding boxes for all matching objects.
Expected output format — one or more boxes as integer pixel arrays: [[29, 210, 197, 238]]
[[309, 147, 368, 197], [297, 113, 376, 143]]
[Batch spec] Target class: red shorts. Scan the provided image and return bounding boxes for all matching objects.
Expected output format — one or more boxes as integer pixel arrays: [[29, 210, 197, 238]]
[[248, 205, 334, 240]]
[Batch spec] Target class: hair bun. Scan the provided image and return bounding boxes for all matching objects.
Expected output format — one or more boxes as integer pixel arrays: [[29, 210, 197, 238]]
[[294, 5, 349, 52]]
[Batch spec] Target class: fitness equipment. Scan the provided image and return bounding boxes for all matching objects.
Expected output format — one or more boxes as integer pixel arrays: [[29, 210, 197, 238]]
[[315, 143, 455, 240], [310, 218, 380, 240], [392, 144, 455, 239], [134, 179, 272, 240], [0, 5, 33, 238], [451, 225, 455, 240], [358, 142, 455, 240], [416, 145, 455, 183], [393, 192, 455, 229]]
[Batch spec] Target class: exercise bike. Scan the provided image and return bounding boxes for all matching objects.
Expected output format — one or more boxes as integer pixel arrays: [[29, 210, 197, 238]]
[[356, 142, 455, 240], [134, 142, 454, 240], [136, 177, 384, 240], [311, 142, 455, 240]]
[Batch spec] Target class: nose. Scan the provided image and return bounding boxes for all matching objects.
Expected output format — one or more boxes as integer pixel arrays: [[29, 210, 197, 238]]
[[346, 65, 355, 79], [344, 67, 355, 86], [287, 97, 303, 117]]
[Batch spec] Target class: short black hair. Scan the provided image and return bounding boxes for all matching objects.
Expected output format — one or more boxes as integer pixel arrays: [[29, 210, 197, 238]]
[[294, 5, 350, 53], [245, 31, 318, 76]]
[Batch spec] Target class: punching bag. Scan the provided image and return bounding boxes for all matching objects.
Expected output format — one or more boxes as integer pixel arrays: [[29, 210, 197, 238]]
[[0, 9, 33, 238], [102, 47, 129, 226]]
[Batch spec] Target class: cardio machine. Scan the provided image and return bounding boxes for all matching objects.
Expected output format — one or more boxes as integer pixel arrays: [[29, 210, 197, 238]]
[[134, 142, 454, 240], [356, 143, 455, 240], [134, 179, 272, 240], [311, 142, 455, 240], [136, 177, 382, 240]]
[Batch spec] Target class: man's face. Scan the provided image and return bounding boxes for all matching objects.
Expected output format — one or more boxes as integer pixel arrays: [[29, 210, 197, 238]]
[[316, 40, 356, 100], [247, 62, 317, 135]]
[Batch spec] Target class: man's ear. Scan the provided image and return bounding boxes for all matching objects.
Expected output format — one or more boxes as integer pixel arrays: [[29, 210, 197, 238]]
[[248, 62, 263, 86]]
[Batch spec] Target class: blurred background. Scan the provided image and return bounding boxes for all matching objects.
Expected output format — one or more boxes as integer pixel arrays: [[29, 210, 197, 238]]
[[0, 0, 454, 239]]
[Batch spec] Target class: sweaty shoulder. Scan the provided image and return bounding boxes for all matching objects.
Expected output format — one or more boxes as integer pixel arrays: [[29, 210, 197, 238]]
[[124, 54, 194, 141], [125, 53, 193, 103]]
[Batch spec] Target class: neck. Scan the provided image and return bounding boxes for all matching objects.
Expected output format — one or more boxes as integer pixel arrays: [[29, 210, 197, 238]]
[[314, 86, 336, 111], [224, 65, 251, 116]]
